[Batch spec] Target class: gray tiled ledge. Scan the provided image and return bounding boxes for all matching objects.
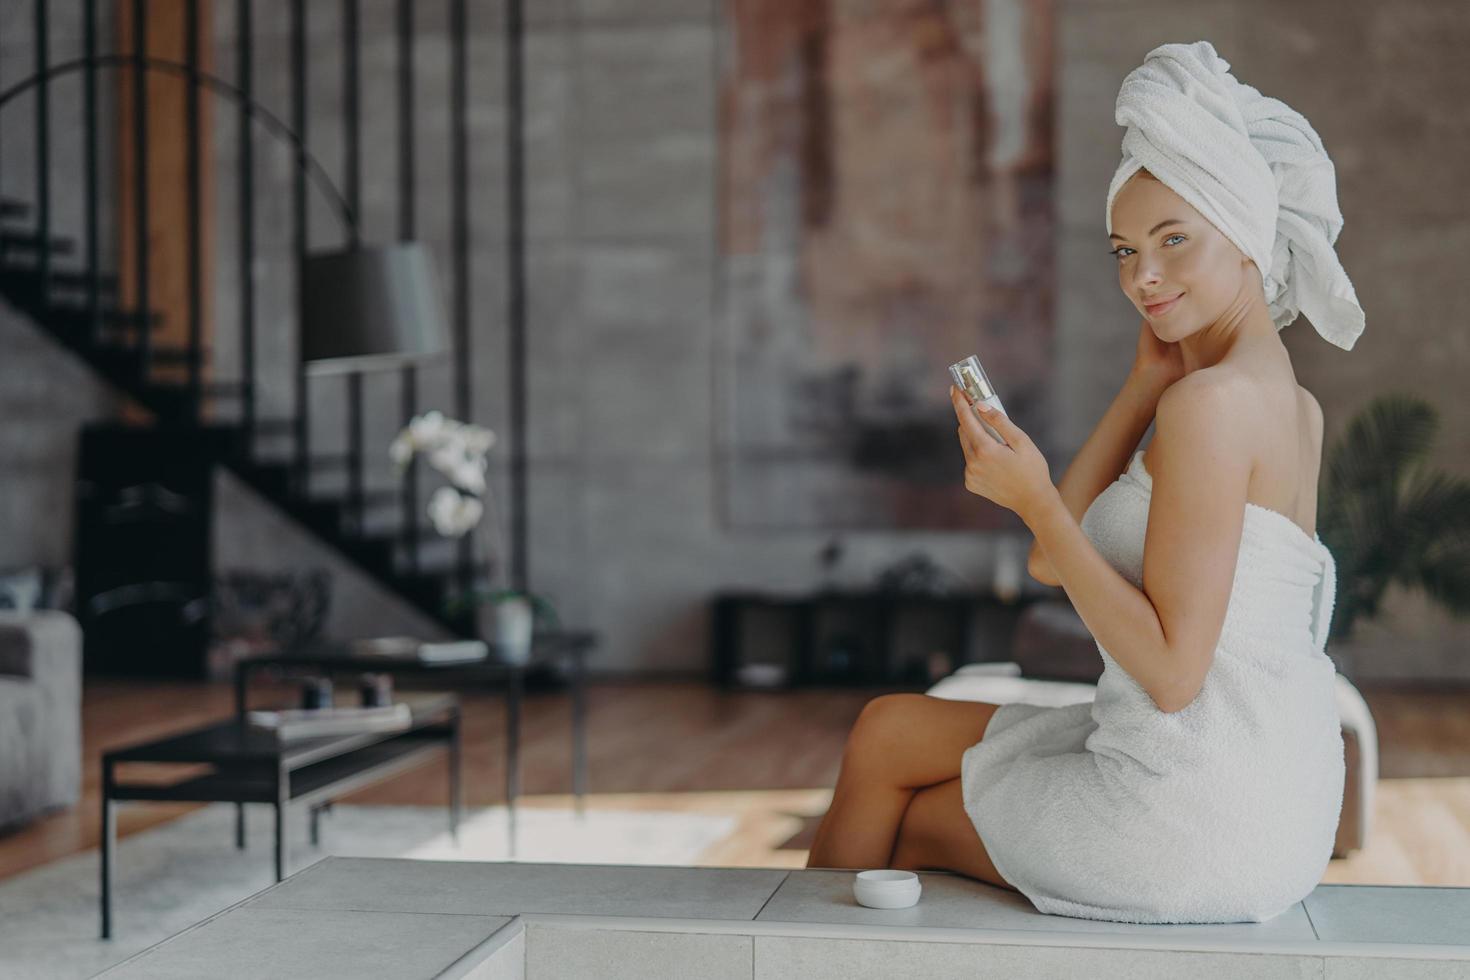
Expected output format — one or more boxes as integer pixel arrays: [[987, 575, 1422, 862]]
[[97, 857, 1470, 979]]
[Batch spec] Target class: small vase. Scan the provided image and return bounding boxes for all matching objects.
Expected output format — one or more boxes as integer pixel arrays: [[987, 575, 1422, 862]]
[[477, 594, 534, 665], [992, 537, 1024, 603]]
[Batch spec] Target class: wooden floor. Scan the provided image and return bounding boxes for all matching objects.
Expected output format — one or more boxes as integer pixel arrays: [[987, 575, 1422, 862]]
[[2, 676, 1467, 887]]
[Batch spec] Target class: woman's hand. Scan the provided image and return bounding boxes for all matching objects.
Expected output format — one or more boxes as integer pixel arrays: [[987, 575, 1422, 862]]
[[1132, 316, 1186, 389], [950, 385, 1055, 525]]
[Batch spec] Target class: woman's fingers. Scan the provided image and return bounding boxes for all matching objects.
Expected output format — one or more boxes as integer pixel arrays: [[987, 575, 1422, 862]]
[[973, 403, 1022, 448], [956, 424, 978, 460], [950, 387, 993, 448]]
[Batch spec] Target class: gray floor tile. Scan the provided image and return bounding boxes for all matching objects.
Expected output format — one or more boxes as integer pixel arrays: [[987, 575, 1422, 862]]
[[1323, 955, 1470, 979], [1305, 885, 1470, 947], [98, 908, 511, 980], [757, 870, 1319, 945], [526, 924, 751, 980], [755, 935, 1326, 980], [247, 856, 788, 920]]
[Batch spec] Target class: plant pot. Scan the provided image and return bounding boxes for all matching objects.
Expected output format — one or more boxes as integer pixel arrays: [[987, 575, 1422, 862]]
[[477, 594, 534, 665]]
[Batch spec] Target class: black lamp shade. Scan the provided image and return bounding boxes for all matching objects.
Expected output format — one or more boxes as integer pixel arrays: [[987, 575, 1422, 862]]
[[300, 242, 451, 374]]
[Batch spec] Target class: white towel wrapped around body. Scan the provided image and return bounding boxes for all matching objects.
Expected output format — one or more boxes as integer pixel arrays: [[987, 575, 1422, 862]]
[[1105, 40, 1365, 351], [959, 449, 1344, 923]]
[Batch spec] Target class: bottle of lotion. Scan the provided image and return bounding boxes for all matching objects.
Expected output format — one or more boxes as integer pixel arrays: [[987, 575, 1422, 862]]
[[948, 354, 1007, 444]]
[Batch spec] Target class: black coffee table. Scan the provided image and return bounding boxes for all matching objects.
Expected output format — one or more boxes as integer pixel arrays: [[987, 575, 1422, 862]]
[[233, 629, 596, 856], [99, 693, 461, 938]]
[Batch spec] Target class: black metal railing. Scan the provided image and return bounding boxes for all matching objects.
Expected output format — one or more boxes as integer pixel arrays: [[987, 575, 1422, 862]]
[[396, 0, 419, 577], [237, 0, 255, 435], [131, 0, 148, 369], [0, 0, 524, 628]]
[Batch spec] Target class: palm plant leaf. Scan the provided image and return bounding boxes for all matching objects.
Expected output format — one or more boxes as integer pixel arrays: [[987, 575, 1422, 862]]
[[1397, 469, 1470, 614], [1318, 394, 1470, 642]]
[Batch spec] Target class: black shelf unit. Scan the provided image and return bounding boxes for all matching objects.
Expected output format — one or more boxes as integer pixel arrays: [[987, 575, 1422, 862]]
[[711, 587, 1053, 690], [75, 423, 245, 678]]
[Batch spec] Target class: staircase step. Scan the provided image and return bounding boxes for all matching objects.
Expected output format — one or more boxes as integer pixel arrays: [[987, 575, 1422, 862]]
[[299, 453, 359, 471], [35, 268, 119, 292], [395, 567, 488, 613], [251, 452, 347, 468], [311, 488, 404, 511], [47, 303, 163, 328], [89, 343, 209, 371], [231, 462, 360, 524], [356, 527, 467, 550], [136, 345, 209, 366], [144, 380, 250, 398], [0, 265, 120, 310], [0, 274, 119, 314], [128, 381, 252, 419], [0, 231, 76, 255], [220, 456, 480, 633], [22, 305, 165, 349]]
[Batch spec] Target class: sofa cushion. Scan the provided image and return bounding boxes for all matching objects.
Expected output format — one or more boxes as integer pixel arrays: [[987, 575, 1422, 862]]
[[928, 661, 1098, 707]]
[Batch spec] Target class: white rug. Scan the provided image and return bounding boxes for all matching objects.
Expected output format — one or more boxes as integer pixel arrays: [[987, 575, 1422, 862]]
[[0, 802, 739, 980]]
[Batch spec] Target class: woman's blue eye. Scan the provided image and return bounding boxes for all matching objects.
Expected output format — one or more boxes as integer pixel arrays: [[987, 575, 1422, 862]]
[[1110, 234, 1184, 260]]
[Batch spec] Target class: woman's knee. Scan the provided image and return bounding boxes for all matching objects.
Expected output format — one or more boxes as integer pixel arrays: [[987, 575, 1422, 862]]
[[846, 694, 926, 757], [844, 693, 997, 786]]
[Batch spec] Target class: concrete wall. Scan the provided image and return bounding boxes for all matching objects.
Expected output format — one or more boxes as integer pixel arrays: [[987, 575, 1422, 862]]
[[3, 0, 1467, 681]]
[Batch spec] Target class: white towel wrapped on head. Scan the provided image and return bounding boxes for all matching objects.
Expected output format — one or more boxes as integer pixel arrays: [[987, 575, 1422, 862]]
[[1105, 40, 1365, 352]]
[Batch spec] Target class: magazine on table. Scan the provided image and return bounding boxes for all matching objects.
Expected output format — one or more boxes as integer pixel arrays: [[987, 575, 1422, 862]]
[[247, 703, 413, 740]]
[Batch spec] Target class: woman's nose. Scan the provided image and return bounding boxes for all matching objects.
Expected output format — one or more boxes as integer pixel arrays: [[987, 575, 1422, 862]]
[[1131, 260, 1162, 290]]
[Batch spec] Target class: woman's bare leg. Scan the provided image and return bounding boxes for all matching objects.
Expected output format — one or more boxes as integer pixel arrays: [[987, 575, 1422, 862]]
[[806, 694, 1001, 870], [805, 738, 917, 869]]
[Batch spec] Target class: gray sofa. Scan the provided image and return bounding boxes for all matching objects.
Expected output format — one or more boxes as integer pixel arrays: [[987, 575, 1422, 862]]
[[0, 610, 82, 832]]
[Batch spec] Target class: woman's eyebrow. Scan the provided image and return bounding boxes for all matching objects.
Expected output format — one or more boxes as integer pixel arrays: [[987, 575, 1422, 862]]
[[1108, 218, 1185, 242]]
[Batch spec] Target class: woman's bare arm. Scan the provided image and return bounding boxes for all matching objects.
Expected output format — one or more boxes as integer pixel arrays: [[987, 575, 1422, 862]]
[[1028, 368, 1171, 585]]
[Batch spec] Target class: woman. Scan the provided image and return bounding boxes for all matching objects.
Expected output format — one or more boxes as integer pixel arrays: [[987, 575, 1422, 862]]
[[805, 40, 1365, 924]]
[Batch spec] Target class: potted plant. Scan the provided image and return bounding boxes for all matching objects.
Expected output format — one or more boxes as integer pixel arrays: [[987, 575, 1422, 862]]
[[1318, 394, 1470, 651], [389, 411, 558, 664]]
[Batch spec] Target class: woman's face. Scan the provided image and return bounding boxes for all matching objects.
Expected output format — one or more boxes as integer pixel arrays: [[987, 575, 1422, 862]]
[[1108, 171, 1256, 339]]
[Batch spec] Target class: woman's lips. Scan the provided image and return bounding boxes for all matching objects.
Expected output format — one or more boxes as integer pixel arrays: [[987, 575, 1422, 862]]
[[1144, 293, 1183, 316]]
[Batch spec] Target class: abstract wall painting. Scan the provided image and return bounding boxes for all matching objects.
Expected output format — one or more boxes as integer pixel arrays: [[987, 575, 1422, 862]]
[[716, 0, 1055, 530]]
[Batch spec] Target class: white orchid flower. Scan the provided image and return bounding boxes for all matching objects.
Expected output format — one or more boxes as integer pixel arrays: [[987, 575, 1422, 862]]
[[389, 412, 508, 592], [427, 486, 483, 537], [415, 428, 484, 492], [409, 410, 448, 447], [462, 425, 496, 454], [449, 458, 486, 495], [388, 431, 414, 468]]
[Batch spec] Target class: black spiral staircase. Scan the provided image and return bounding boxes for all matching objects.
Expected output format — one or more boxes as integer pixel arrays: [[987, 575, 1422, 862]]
[[0, 0, 528, 667], [0, 191, 479, 638]]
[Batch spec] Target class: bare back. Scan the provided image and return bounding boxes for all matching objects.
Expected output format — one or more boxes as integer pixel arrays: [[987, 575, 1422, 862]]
[[1141, 357, 1324, 541]]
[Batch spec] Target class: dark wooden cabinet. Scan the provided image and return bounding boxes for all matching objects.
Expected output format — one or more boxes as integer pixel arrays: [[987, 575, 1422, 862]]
[[75, 424, 242, 678]]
